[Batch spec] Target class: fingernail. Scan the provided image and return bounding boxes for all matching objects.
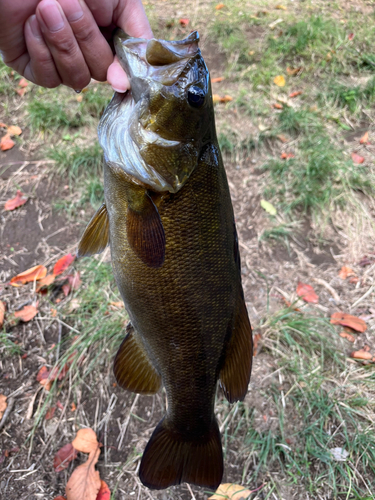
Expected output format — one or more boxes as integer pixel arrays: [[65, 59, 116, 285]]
[[39, 0, 64, 32], [63, 0, 83, 22], [29, 15, 42, 38], [112, 87, 127, 93]]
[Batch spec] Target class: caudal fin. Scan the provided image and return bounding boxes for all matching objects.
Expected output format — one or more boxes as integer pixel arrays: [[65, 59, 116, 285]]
[[139, 418, 223, 490]]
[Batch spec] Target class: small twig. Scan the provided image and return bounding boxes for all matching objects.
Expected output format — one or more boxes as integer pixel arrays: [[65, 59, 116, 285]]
[[55, 321, 62, 363], [0, 397, 15, 431], [313, 278, 340, 304], [351, 285, 374, 311], [117, 394, 139, 450], [186, 483, 197, 500]]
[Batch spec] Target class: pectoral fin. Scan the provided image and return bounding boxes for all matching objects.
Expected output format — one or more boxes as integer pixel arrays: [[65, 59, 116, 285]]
[[77, 203, 109, 257], [114, 323, 161, 394], [220, 292, 253, 403]]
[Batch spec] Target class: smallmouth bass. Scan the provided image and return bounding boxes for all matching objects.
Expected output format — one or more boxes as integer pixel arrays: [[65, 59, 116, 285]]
[[78, 30, 253, 491]]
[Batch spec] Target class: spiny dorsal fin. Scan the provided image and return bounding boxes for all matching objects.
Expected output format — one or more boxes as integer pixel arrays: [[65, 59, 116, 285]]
[[77, 203, 109, 257], [114, 323, 161, 394], [220, 292, 253, 403]]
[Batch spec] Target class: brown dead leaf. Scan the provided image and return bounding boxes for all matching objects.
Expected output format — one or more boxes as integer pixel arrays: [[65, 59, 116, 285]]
[[275, 4, 287, 9], [10, 264, 47, 286], [296, 282, 319, 303], [339, 331, 356, 342], [65, 448, 101, 500], [179, 18, 189, 26], [286, 66, 301, 76], [289, 91, 302, 98], [338, 266, 355, 280], [281, 152, 295, 159], [359, 131, 369, 144], [71, 402, 77, 412], [253, 333, 262, 356], [0, 134, 15, 151], [7, 125, 22, 136], [213, 94, 233, 104], [272, 103, 283, 109], [331, 312, 367, 333], [68, 272, 82, 290], [54, 443, 78, 472], [351, 152, 364, 164], [109, 301, 124, 309], [273, 75, 286, 87], [45, 406, 56, 420], [4, 190, 28, 211], [36, 274, 56, 291], [0, 394, 7, 419], [209, 483, 252, 500], [276, 134, 288, 143], [0, 301, 5, 327], [14, 305, 38, 322], [351, 349, 373, 361], [215, 3, 225, 9], [211, 76, 225, 83], [72, 428, 99, 454]]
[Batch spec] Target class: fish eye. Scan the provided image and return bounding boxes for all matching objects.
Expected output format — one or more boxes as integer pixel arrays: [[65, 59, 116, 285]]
[[187, 86, 205, 108]]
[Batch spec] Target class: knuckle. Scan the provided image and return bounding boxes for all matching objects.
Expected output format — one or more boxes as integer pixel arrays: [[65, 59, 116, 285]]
[[75, 25, 96, 45]]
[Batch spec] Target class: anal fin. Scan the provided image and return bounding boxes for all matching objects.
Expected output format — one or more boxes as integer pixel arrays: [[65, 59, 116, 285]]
[[77, 203, 109, 257], [220, 290, 253, 403], [114, 323, 161, 394]]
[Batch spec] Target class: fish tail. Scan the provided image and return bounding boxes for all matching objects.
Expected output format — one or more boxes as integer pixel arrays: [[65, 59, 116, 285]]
[[139, 417, 223, 490]]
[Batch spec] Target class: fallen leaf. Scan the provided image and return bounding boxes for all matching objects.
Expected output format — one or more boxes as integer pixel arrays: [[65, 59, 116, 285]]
[[14, 305, 38, 322], [351, 152, 364, 164], [4, 190, 28, 210], [65, 448, 101, 500], [338, 266, 355, 279], [109, 301, 124, 309], [359, 131, 369, 144], [62, 283, 71, 297], [18, 78, 29, 88], [349, 276, 359, 284], [36, 274, 56, 291], [16, 88, 26, 97], [289, 91, 302, 98], [57, 400, 64, 410], [0, 301, 5, 327], [52, 497, 67, 500], [45, 406, 56, 420], [71, 402, 77, 412], [10, 264, 47, 286], [179, 18, 189, 26], [296, 282, 319, 304], [54, 443, 79, 472], [273, 75, 286, 87], [253, 333, 262, 356], [275, 4, 287, 9], [331, 312, 367, 333], [272, 103, 283, 109], [348, 33, 354, 41], [76, 95, 83, 102], [0, 122, 7, 128], [209, 483, 252, 500], [0, 394, 7, 419], [358, 255, 374, 267], [351, 349, 373, 360], [0, 134, 15, 151], [281, 152, 294, 159], [260, 199, 277, 216], [72, 428, 99, 454], [37, 366, 50, 382], [215, 3, 225, 9], [213, 94, 233, 103], [7, 125, 22, 136], [53, 254, 75, 276], [286, 66, 301, 76], [339, 331, 356, 342], [211, 76, 225, 83], [68, 272, 82, 290], [276, 134, 288, 143], [96, 481, 111, 500]]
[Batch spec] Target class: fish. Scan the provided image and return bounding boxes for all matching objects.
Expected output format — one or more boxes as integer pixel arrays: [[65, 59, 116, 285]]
[[78, 29, 253, 491]]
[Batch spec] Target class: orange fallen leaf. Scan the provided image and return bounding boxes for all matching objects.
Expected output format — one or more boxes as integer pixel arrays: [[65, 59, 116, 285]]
[[276, 134, 288, 143], [209, 483, 252, 500], [71, 402, 77, 412], [16, 88, 27, 97], [281, 152, 294, 159], [331, 312, 367, 333], [296, 282, 319, 303], [351, 349, 372, 360], [339, 331, 356, 342], [215, 3, 225, 9], [272, 103, 283, 109], [0, 134, 15, 151], [211, 76, 225, 83], [14, 305, 38, 322], [36, 274, 55, 291], [286, 66, 302, 76], [18, 78, 29, 88], [359, 131, 369, 144], [72, 428, 99, 454], [96, 481, 111, 500], [76, 94, 83, 102], [351, 152, 364, 164], [348, 33, 354, 41], [0, 122, 7, 128], [54, 443, 79, 472], [289, 91, 302, 98], [4, 190, 28, 210], [339, 266, 355, 279], [213, 94, 233, 104], [0, 301, 5, 327], [53, 254, 75, 276], [65, 448, 101, 500], [7, 125, 22, 136], [109, 301, 124, 309], [253, 333, 262, 356], [179, 18, 189, 26], [0, 394, 7, 419], [273, 75, 286, 87], [275, 4, 287, 10], [10, 264, 47, 286]]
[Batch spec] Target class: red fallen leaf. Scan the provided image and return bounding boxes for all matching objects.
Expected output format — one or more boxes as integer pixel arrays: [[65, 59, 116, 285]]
[[296, 282, 319, 303], [348, 33, 355, 41], [62, 283, 71, 297], [351, 349, 372, 360], [339, 266, 355, 279], [37, 366, 50, 382], [18, 78, 29, 88], [331, 312, 367, 333], [57, 400, 64, 410], [68, 272, 82, 290], [0, 301, 5, 327], [289, 91, 302, 98], [53, 497, 67, 500], [10, 264, 47, 286], [96, 480, 111, 500], [179, 18, 189, 26], [21, 353, 28, 359], [53, 254, 75, 276], [211, 76, 225, 83], [253, 333, 262, 356], [349, 276, 359, 284], [351, 152, 364, 164], [281, 152, 294, 159], [4, 190, 28, 210], [339, 331, 356, 342], [71, 402, 77, 412], [359, 131, 369, 144], [272, 103, 283, 109], [14, 305, 38, 322], [36, 274, 55, 292], [45, 406, 56, 420], [16, 88, 26, 97], [0, 133, 15, 151], [54, 443, 78, 473]]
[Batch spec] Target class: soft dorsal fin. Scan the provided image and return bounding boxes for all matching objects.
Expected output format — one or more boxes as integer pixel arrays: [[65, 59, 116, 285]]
[[77, 203, 109, 257], [114, 323, 161, 394], [220, 291, 253, 403]]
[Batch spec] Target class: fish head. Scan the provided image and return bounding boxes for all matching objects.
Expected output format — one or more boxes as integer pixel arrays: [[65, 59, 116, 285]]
[[98, 30, 215, 193]]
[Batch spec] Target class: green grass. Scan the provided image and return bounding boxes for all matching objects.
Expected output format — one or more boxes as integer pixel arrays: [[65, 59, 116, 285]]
[[47, 142, 103, 178], [321, 76, 375, 113], [27, 95, 84, 130]]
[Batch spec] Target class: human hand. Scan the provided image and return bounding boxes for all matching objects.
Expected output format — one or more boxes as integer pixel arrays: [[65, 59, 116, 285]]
[[0, 0, 152, 91]]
